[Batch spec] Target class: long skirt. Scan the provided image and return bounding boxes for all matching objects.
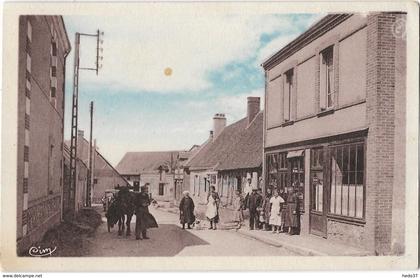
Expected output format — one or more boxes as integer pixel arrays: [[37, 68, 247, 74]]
[[269, 211, 282, 226], [285, 203, 299, 228], [206, 203, 219, 223]]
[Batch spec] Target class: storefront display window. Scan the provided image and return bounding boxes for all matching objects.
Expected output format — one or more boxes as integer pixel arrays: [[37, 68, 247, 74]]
[[330, 142, 365, 219]]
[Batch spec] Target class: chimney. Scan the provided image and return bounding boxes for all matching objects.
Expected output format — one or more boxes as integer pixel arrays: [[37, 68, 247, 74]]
[[77, 129, 84, 138], [247, 97, 260, 125], [213, 113, 226, 141]]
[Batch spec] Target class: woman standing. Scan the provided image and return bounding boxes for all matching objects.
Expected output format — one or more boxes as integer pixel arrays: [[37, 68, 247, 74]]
[[261, 188, 272, 231], [232, 190, 244, 230], [285, 185, 300, 235], [206, 186, 220, 230], [269, 189, 284, 233], [179, 191, 195, 229]]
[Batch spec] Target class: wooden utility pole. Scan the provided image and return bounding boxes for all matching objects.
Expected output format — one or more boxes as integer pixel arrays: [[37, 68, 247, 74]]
[[86, 101, 94, 207]]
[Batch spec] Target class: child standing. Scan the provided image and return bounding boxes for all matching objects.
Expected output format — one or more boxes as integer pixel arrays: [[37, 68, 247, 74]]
[[232, 190, 244, 230]]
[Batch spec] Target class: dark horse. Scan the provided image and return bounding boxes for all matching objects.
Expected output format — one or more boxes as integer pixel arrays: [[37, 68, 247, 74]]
[[105, 187, 135, 236]]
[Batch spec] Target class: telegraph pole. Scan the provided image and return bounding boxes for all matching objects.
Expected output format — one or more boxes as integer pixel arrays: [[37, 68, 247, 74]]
[[68, 30, 104, 218], [86, 101, 94, 207]]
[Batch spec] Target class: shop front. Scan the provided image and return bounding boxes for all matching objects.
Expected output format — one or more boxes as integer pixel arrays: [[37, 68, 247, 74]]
[[265, 131, 367, 241]]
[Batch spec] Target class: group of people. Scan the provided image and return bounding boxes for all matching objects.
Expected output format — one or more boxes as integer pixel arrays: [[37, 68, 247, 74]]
[[233, 180, 300, 235], [178, 178, 300, 235]]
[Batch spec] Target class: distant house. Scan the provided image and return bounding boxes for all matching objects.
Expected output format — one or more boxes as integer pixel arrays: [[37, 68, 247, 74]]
[[116, 151, 185, 201], [64, 130, 129, 205], [184, 97, 263, 206]]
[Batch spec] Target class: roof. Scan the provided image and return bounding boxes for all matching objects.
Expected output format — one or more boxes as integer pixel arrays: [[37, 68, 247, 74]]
[[261, 14, 352, 70], [64, 137, 129, 185], [185, 111, 263, 171], [116, 151, 182, 175]]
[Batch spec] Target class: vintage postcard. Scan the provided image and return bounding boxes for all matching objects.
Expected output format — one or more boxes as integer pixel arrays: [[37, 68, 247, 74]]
[[1, 1, 418, 272]]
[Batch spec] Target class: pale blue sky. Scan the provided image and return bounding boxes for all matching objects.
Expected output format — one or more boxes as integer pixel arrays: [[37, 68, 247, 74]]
[[63, 13, 323, 165]]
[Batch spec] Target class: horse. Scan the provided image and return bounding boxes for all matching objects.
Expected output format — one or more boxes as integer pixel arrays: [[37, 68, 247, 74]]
[[105, 187, 136, 236]]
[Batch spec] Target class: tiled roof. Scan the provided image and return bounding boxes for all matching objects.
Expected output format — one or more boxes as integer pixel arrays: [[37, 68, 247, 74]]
[[185, 111, 263, 171], [115, 151, 182, 175]]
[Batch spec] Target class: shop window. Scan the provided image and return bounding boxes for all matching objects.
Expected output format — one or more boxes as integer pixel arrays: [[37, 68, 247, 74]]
[[320, 46, 334, 110], [159, 183, 165, 196], [330, 142, 364, 219], [290, 156, 305, 212], [266, 152, 289, 193], [283, 69, 294, 121]]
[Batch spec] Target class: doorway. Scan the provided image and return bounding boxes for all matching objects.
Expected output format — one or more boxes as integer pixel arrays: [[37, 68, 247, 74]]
[[309, 147, 328, 238]]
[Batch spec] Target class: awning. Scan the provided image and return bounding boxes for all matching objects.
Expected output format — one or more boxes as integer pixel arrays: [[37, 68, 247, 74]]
[[286, 149, 305, 158]]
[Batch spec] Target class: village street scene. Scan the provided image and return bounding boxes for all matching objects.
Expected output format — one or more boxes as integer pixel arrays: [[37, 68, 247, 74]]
[[14, 11, 407, 258]]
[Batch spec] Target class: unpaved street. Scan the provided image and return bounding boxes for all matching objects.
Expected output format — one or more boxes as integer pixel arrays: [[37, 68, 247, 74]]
[[86, 206, 297, 256]]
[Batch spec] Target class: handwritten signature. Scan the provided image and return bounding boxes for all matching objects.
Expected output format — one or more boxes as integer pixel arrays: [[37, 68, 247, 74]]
[[28, 246, 57, 257]]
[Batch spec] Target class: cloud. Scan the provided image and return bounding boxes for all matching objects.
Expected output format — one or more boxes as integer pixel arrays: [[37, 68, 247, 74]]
[[64, 14, 306, 94], [257, 34, 299, 65]]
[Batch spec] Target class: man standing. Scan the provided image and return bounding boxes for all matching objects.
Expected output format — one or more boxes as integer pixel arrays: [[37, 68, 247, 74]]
[[247, 187, 262, 230], [135, 184, 158, 240]]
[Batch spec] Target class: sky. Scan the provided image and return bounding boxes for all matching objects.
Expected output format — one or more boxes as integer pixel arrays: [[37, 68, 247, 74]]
[[63, 13, 323, 166]]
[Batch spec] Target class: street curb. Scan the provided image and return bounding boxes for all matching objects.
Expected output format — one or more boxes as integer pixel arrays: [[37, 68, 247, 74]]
[[233, 229, 327, 256]]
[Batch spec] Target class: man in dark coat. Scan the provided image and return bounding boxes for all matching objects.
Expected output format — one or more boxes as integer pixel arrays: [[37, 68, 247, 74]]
[[179, 191, 195, 229], [247, 187, 262, 230], [134, 184, 158, 240]]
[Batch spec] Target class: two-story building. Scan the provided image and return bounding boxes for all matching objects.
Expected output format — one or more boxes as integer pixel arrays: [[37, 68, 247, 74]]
[[16, 16, 71, 254], [262, 13, 406, 255]]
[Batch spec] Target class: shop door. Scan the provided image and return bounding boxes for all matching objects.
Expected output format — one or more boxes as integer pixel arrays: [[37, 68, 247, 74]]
[[309, 148, 328, 238], [289, 155, 305, 234]]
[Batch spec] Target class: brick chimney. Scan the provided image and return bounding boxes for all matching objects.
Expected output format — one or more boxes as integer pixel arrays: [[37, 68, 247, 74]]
[[247, 97, 260, 125], [213, 113, 226, 141]]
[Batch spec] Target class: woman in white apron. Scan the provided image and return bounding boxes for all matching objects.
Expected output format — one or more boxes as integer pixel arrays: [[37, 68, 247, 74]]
[[269, 189, 285, 233], [206, 186, 220, 230]]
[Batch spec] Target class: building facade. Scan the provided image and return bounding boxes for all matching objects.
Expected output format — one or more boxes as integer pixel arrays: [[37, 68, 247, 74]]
[[116, 151, 184, 201], [16, 16, 71, 254], [262, 13, 406, 255], [185, 97, 263, 207]]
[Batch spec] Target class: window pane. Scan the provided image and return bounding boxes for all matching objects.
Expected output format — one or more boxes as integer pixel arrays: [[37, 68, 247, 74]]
[[357, 144, 364, 172], [342, 184, 348, 216], [349, 145, 356, 171], [356, 185, 364, 218]]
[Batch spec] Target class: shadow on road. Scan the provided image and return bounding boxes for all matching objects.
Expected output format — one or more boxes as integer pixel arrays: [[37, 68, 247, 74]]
[[89, 223, 209, 257]]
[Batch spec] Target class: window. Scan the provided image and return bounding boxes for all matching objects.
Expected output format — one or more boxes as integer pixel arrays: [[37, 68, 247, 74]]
[[266, 152, 288, 193], [159, 183, 165, 196], [50, 87, 56, 98], [51, 41, 57, 56], [330, 142, 364, 218], [26, 54, 31, 73], [51, 66, 57, 77], [283, 69, 294, 121], [93, 178, 98, 184], [320, 46, 334, 110], [27, 20, 32, 42]]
